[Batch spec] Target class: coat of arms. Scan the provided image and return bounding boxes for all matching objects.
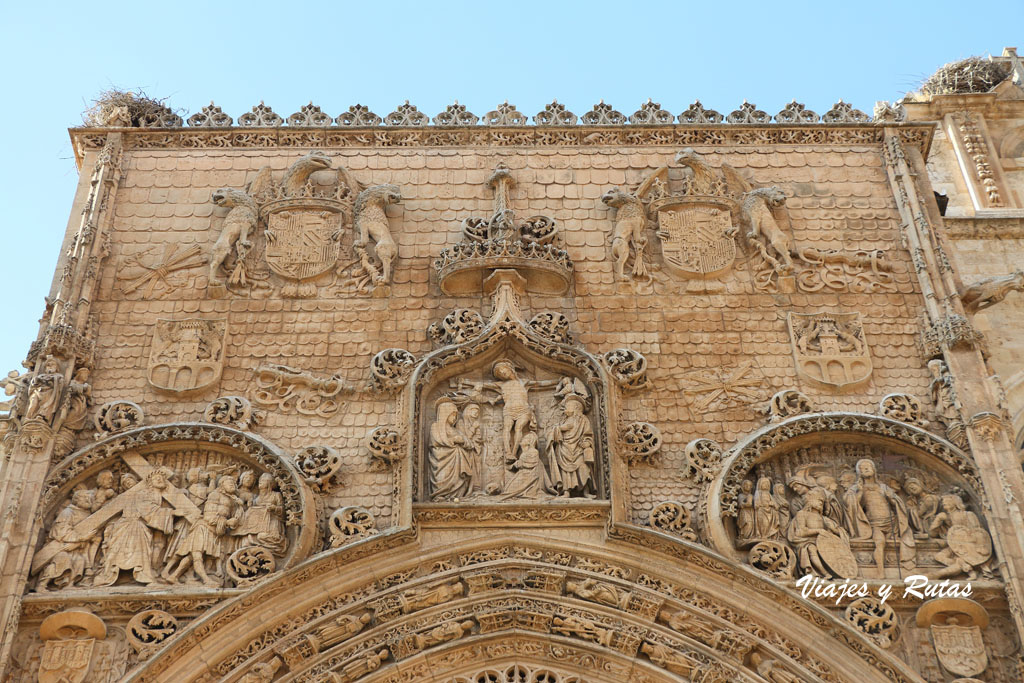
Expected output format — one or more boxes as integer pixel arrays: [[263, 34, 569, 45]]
[[931, 619, 988, 677], [39, 638, 95, 683], [262, 198, 343, 282], [788, 312, 872, 389], [653, 199, 738, 279], [147, 318, 227, 392]]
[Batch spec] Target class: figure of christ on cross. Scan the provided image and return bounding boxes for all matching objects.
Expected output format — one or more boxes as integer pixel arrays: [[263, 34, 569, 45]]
[[456, 360, 559, 465]]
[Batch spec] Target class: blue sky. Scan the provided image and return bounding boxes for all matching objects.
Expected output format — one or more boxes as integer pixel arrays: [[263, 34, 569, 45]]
[[0, 1, 1021, 375]]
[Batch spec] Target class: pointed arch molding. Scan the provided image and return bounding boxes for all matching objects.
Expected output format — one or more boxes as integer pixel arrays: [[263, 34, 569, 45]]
[[39, 422, 317, 569], [704, 411, 982, 560], [397, 287, 626, 522], [127, 533, 920, 683]]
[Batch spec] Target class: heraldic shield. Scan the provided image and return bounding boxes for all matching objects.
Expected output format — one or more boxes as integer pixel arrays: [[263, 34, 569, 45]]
[[932, 622, 988, 677], [147, 318, 227, 392], [39, 638, 95, 683], [788, 312, 872, 389], [653, 199, 738, 280], [262, 198, 343, 281]]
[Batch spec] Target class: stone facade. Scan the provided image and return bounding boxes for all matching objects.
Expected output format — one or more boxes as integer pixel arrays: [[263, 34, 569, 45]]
[[1, 50, 1024, 682]]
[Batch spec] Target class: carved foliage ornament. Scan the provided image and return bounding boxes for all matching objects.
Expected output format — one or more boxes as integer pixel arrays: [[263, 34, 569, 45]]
[[370, 348, 416, 392], [329, 505, 378, 548], [94, 400, 144, 437], [620, 422, 662, 466], [238, 102, 283, 127], [294, 445, 342, 490], [878, 393, 926, 427], [602, 348, 648, 391], [204, 395, 263, 430], [127, 610, 178, 659], [534, 100, 577, 126], [764, 389, 813, 423]]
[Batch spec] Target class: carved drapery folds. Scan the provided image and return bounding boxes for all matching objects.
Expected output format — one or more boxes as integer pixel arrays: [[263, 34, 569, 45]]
[[708, 413, 993, 582], [207, 152, 401, 299], [30, 425, 314, 593]]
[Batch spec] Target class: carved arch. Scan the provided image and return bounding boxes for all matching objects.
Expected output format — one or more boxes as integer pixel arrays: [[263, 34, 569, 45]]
[[39, 422, 317, 571], [396, 290, 625, 519], [125, 532, 921, 682], [704, 411, 983, 561]]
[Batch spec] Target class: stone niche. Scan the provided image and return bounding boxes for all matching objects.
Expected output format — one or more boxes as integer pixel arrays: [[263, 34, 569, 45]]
[[414, 344, 607, 505], [29, 427, 315, 594], [708, 424, 993, 583]]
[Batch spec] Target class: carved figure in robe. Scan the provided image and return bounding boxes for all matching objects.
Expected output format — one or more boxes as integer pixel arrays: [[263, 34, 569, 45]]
[[458, 403, 486, 496], [24, 356, 64, 422], [501, 428, 549, 500], [929, 492, 992, 579], [459, 360, 558, 463], [545, 394, 595, 497], [641, 642, 700, 677], [787, 489, 850, 578], [312, 613, 371, 651], [231, 469, 259, 552], [741, 186, 794, 274], [844, 458, 916, 573], [59, 367, 91, 431], [552, 615, 613, 646], [736, 480, 756, 542], [91, 470, 117, 512], [413, 619, 475, 649], [163, 467, 210, 573], [753, 477, 780, 539], [235, 473, 286, 554], [93, 469, 176, 586], [337, 649, 388, 681], [36, 490, 98, 591], [161, 475, 241, 587], [429, 399, 477, 500], [786, 476, 812, 515], [400, 581, 464, 613], [902, 476, 939, 536], [928, 359, 961, 425], [773, 482, 791, 535], [749, 651, 801, 683]]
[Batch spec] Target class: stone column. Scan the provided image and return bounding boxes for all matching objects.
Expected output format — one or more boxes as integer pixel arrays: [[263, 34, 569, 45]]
[[884, 129, 1024, 641], [0, 133, 123, 675]]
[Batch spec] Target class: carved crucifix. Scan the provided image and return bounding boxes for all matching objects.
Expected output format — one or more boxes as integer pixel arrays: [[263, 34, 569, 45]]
[[31, 452, 201, 575], [455, 360, 559, 463]]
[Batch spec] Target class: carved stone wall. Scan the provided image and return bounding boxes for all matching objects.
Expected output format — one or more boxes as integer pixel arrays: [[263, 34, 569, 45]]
[[4, 68, 1024, 681]]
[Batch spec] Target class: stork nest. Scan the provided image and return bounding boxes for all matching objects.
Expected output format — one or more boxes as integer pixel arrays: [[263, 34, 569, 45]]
[[920, 57, 1010, 96], [83, 89, 179, 127]]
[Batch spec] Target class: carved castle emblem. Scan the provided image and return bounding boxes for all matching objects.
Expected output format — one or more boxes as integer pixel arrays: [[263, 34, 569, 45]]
[[147, 318, 226, 392], [931, 620, 988, 676], [788, 312, 871, 389], [39, 638, 95, 683], [917, 599, 990, 678]]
